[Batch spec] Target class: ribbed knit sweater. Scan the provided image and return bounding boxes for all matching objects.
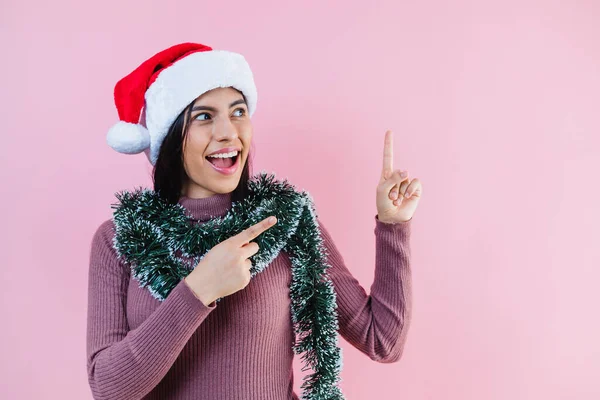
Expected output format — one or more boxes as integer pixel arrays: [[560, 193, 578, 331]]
[[86, 191, 413, 400]]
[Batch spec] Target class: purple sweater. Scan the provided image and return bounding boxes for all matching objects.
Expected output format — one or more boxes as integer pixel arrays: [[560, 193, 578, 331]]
[[86, 191, 413, 399]]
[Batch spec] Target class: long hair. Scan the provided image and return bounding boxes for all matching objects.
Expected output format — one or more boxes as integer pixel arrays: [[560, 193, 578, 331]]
[[152, 91, 253, 205]]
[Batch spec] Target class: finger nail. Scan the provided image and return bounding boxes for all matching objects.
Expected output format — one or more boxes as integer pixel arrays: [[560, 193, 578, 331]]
[[391, 191, 397, 199], [401, 171, 407, 177]]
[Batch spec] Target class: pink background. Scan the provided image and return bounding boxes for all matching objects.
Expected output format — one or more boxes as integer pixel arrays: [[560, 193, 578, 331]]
[[2, 0, 599, 398]]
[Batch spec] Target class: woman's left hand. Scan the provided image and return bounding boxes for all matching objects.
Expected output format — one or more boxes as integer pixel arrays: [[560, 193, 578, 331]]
[[376, 130, 422, 224]]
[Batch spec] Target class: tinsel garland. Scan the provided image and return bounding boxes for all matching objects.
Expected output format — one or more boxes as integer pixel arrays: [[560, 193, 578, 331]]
[[110, 172, 345, 399]]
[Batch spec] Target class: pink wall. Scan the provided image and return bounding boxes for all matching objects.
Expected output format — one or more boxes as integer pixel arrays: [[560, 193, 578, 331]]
[[2, 0, 599, 398]]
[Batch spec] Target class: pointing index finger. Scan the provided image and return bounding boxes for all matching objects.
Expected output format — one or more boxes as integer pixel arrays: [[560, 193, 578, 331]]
[[234, 216, 277, 245], [382, 130, 393, 178]]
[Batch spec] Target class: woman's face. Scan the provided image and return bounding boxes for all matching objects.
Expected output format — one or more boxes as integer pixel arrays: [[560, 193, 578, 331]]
[[181, 86, 253, 198]]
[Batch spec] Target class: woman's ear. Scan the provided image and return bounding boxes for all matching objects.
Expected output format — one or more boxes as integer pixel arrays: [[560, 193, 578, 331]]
[[140, 105, 147, 128]]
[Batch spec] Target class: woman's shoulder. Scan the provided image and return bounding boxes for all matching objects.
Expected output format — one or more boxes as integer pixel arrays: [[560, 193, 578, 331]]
[[90, 218, 117, 253], [89, 217, 132, 273]]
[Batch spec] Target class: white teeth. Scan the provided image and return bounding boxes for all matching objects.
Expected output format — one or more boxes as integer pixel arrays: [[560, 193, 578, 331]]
[[207, 150, 239, 159]]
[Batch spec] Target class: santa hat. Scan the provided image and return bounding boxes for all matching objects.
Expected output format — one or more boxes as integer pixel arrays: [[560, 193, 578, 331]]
[[106, 42, 258, 165]]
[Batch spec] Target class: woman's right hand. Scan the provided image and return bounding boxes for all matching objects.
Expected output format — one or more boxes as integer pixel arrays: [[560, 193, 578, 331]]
[[184, 215, 278, 306]]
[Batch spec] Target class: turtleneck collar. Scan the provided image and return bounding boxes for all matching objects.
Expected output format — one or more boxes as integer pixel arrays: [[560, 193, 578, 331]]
[[177, 192, 233, 222]]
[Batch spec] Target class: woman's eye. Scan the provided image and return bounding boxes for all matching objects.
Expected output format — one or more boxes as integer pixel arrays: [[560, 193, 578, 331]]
[[194, 113, 210, 121], [194, 108, 245, 121]]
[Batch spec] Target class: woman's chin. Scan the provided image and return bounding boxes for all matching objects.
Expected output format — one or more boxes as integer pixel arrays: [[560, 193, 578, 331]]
[[208, 173, 242, 192]]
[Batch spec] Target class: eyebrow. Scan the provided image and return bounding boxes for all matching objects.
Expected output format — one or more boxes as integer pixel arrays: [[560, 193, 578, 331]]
[[191, 98, 246, 112]]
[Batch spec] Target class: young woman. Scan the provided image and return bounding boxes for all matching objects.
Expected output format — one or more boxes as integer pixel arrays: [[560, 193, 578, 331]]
[[87, 42, 422, 400]]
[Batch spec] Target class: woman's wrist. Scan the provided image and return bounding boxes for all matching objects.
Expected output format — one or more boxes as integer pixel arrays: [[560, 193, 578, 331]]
[[184, 276, 216, 307]]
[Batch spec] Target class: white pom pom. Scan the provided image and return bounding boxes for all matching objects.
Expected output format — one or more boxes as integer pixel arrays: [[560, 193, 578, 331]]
[[106, 121, 150, 154]]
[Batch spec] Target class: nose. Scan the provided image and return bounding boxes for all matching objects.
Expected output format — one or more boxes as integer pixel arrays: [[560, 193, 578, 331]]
[[212, 115, 239, 142]]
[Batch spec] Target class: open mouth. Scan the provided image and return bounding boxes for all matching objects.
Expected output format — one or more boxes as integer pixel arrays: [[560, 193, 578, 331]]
[[205, 152, 240, 169]]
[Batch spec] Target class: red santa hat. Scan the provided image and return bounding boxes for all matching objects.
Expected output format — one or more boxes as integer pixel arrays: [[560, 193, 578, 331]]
[[106, 42, 258, 165]]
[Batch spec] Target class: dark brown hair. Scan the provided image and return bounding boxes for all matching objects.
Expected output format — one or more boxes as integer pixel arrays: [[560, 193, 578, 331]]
[[152, 90, 253, 205]]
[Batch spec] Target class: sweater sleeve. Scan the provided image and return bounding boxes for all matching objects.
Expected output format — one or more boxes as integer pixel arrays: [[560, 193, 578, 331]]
[[316, 214, 412, 364], [86, 219, 217, 400]]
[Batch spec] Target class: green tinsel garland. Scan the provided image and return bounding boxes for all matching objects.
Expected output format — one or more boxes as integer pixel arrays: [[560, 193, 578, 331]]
[[110, 172, 345, 399]]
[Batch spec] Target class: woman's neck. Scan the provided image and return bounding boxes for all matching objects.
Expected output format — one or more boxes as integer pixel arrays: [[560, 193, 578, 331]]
[[177, 192, 233, 222]]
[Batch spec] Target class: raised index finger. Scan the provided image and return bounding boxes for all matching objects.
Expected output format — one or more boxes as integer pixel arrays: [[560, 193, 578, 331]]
[[382, 130, 394, 177], [232, 216, 277, 246]]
